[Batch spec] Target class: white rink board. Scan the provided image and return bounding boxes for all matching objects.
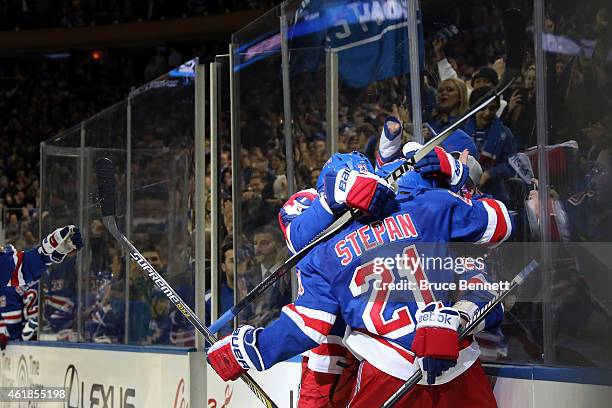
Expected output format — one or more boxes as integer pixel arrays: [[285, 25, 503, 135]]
[[493, 377, 612, 408], [208, 359, 612, 408], [1, 343, 610, 408], [533, 380, 612, 408], [207, 360, 301, 408], [0, 343, 191, 408]]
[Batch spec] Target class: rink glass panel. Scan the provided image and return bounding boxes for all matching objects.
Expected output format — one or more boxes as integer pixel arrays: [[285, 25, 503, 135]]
[[223, 0, 611, 372], [129, 71, 196, 346], [418, 0, 542, 364], [210, 54, 234, 336], [81, 101, 129, 345], [39, 127, 83, 340], [539, 0, 612, 368], [39, 68, 197, 346], [231, 4, 293, 329], [224, 0, 601, 370]]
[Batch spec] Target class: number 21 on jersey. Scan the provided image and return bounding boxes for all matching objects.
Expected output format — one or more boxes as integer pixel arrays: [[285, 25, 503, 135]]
[[349, 245, 435, 339]]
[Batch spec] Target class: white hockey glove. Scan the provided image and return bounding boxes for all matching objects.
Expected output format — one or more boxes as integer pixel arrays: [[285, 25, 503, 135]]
[[453, 300, 487, 334], [39, 225, 84, 263]]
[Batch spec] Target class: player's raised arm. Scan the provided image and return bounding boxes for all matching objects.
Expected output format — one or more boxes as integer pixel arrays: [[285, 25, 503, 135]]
[[376, 116, 404, 168], [0, 225, 83, 287]]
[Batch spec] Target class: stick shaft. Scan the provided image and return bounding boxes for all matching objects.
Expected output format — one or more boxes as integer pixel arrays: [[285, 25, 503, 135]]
[[102, 216, 278, 408], [382, 261, 538, 408]]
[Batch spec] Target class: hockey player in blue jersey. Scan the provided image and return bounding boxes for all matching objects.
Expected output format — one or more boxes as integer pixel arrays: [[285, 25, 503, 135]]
[[278, 151, 394, 408], [0, 225, 83, 348], [0, 281, 39, 343], [274, 146, 471, 407], [208, 155, 511, 407], [378, 116, 510, 362], [43, 255, 79, 338]]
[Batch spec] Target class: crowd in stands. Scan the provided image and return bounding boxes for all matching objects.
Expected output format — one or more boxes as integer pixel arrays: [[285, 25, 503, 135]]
[[0, 43, 220, 247], [2, 0, 612, 366], [0, 0, 281, 30]]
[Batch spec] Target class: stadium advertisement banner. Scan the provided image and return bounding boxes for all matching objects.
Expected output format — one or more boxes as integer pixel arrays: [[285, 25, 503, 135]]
[[206, 360, 301, 407], [0, 343, 190, 408]]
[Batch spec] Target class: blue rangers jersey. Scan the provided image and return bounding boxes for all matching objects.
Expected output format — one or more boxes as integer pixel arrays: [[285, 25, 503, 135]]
[[42, 256, 77, 332], [252, 186, 511, 384], [0, 245, 47, 340], [0, 282, 38, 340], [0, 244, 50, 287], [279, 188, 350, 374]]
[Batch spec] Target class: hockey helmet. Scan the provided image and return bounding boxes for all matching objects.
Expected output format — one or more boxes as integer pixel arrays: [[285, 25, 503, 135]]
[[316, 152, 373, 193]]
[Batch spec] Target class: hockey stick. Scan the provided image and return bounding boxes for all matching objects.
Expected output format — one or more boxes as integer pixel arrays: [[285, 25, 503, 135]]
[[95, 158, 278, 408], [382, 260, 539, 408], [209, 8, 526, 335]]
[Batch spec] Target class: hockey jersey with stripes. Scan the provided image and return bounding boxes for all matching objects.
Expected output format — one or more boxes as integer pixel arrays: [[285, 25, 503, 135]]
[[255, 187, 511, 383], [0, 245, 50, 287], [279, 188, 350, 374]]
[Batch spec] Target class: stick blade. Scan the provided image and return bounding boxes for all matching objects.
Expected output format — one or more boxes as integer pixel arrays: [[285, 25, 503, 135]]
[[96, 157, 117, 217]]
